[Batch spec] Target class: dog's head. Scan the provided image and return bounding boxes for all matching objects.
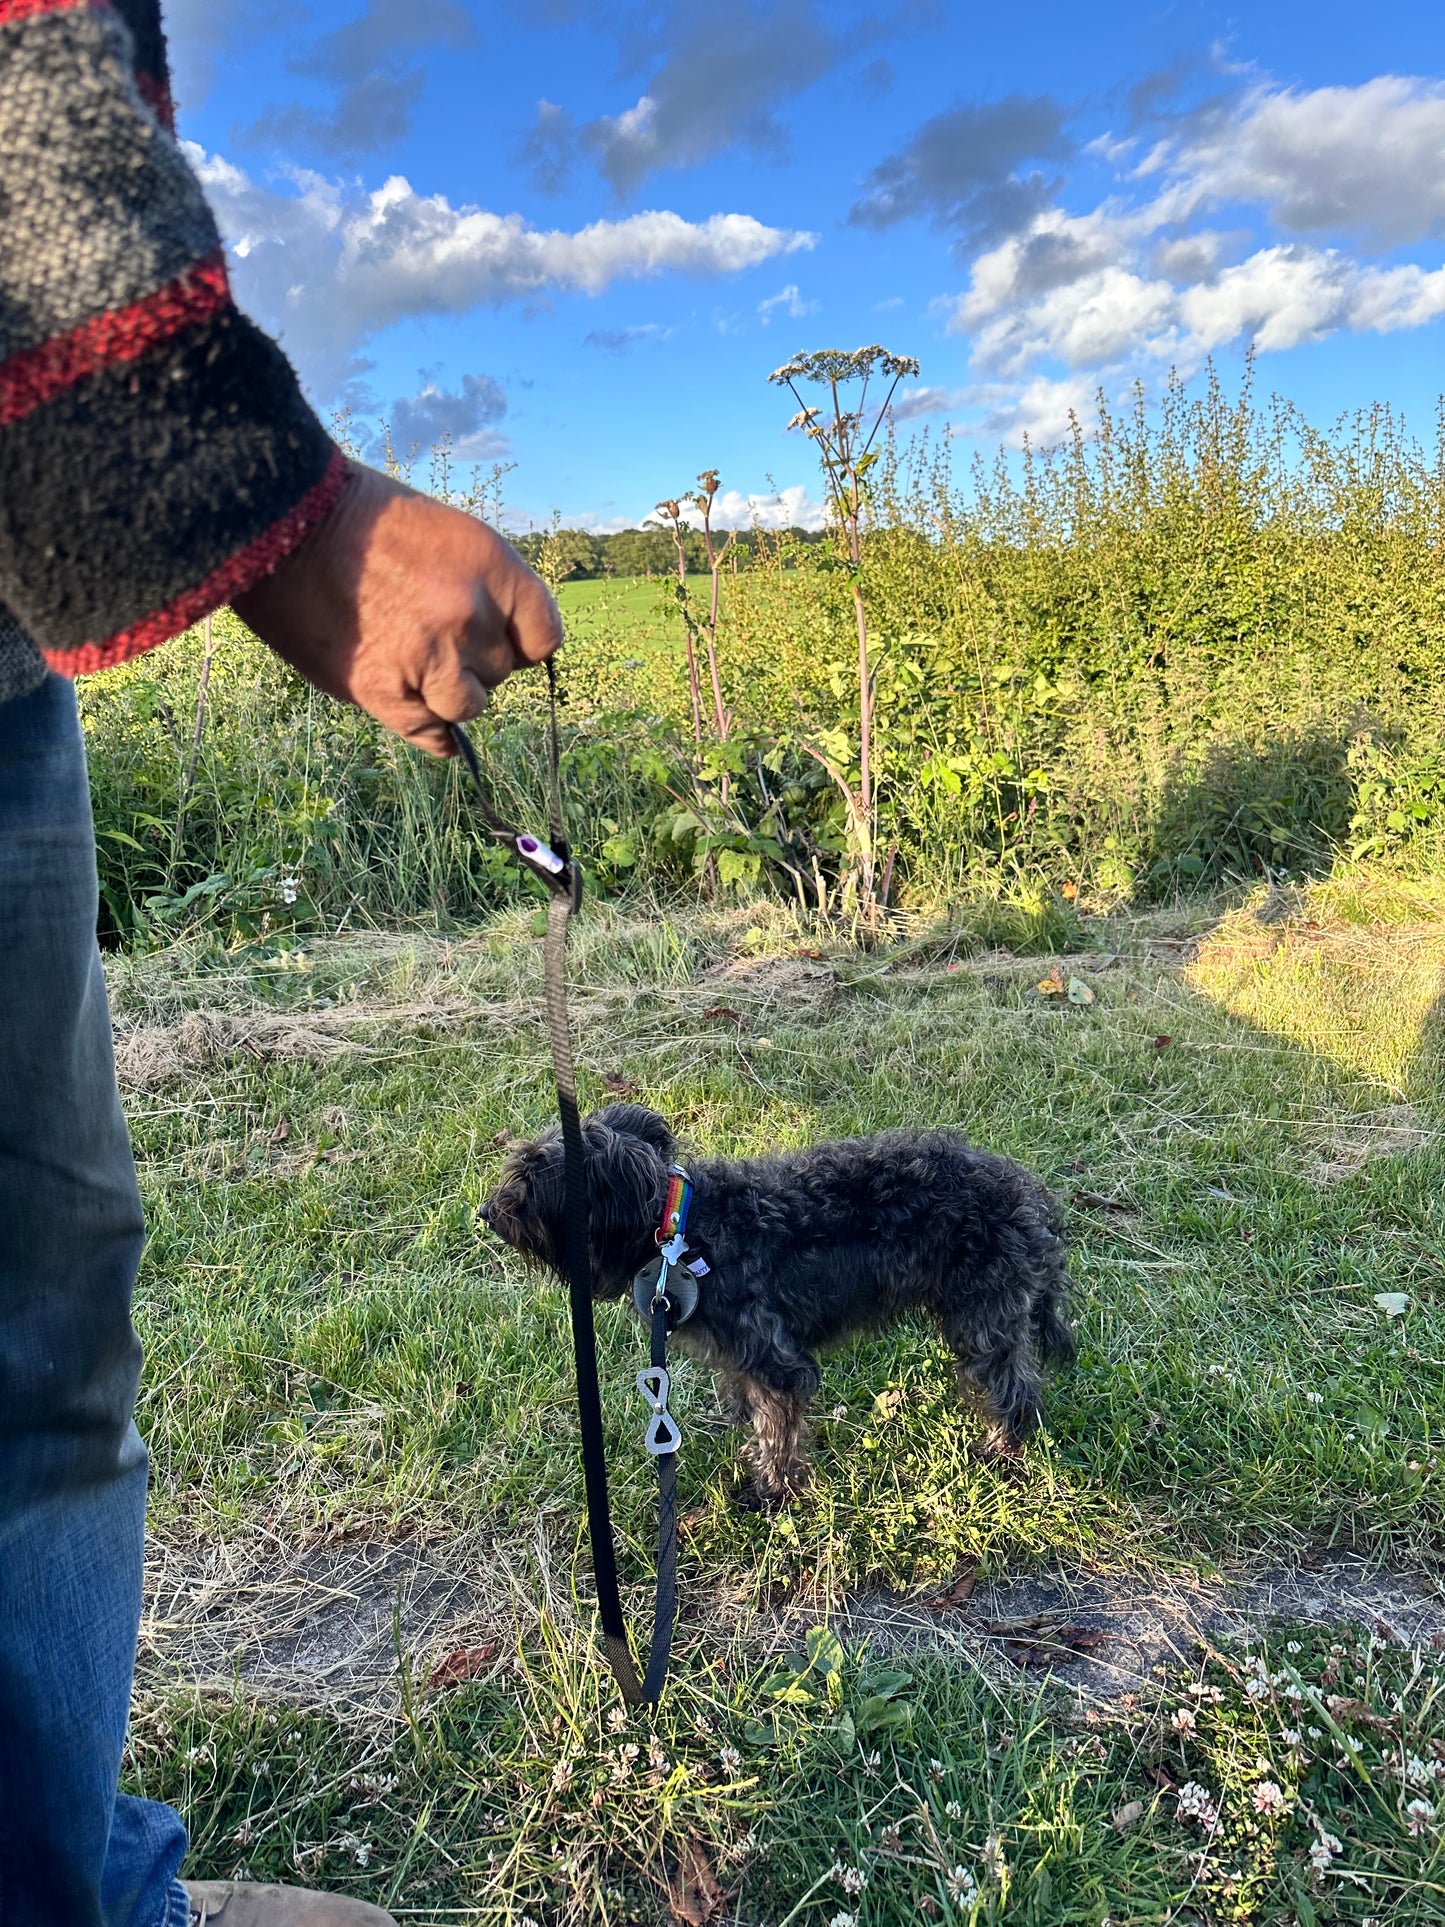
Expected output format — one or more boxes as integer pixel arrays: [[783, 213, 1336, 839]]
[[480, 1102, 678, 1296]]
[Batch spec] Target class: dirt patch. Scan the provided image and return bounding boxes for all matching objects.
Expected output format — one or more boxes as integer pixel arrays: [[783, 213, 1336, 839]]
[[1306, 1103, 1434, 1184], [138, 1529, 1445, 1716], [705, 954, 839, 1004], [843, 1556, 1445, 1707], [114, 998, 506, 1093], [138, 1530, 516, 1712]]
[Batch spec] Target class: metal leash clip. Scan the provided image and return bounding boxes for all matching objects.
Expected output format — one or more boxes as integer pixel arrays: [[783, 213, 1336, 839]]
[[636, 1365, 681, 1456], [447, 722, 583, 907]]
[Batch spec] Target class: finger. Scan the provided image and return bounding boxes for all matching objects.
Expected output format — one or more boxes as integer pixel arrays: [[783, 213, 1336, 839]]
[[507, 573, 564, 666], [418, 652, 492, 724]]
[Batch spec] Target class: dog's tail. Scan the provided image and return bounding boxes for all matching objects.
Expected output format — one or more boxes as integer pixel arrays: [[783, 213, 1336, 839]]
[[1032, 1283, 1076, 1367]]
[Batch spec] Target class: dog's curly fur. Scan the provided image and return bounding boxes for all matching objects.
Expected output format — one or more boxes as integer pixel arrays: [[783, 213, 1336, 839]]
[[482, 1102, 1073, 1503]]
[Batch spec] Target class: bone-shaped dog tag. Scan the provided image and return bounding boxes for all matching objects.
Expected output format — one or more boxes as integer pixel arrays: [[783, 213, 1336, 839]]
[[636, 1365, 681, 1456]]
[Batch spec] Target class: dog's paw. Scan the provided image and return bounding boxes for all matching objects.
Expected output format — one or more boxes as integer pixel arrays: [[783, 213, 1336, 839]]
[[729, 1478, 770, 1514], [971, 1431, 1029, 1474]]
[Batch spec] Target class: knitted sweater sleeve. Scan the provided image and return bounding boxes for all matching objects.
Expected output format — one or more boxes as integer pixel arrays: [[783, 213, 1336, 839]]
[[0, 0, 345, 702]]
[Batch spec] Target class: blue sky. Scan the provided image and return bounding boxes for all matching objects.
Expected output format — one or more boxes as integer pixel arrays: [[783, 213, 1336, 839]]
[[166, 0, 1445, 532]]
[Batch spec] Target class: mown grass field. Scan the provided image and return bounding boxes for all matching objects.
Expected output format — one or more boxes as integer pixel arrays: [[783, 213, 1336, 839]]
[[116, 879, 1445, 1925]]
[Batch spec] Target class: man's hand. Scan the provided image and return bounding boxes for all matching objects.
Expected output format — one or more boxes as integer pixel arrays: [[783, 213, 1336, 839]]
[[233, 460, 562, 755]]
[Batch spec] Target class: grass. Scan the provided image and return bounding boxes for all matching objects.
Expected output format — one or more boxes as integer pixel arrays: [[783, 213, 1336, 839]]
[[118, 885, 1445, 1922]]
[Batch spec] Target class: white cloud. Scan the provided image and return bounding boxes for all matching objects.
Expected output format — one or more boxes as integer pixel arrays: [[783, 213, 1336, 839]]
[[676, 485, 827, 531], [935, 70, 1445, 444], [189, 146, 815, 391], [757, 283, 819, 323], [1177, 76, 1445, 248], [971, 373, 1100, 446], [891, 384, 971, 420]]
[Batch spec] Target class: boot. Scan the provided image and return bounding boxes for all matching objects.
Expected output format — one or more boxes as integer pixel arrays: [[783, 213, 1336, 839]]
[[185, 1883, 398, 1925]]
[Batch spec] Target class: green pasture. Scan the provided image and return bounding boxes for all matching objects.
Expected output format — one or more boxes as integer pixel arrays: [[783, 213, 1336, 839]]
[[117, 887, 1445, 1923]]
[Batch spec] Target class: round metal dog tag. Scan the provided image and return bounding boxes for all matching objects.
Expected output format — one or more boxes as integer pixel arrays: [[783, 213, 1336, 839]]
[[631, 1256, 699, 1326]]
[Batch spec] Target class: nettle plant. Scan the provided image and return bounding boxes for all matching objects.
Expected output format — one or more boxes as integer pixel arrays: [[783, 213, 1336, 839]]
[[769, 345, 919, 920]]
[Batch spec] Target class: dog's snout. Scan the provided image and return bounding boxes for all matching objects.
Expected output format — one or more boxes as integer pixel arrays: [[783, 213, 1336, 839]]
[[478, 1198, 493, 1226]]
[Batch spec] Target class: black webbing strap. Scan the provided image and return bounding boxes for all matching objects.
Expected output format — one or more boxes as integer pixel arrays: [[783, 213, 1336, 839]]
[[643, 1297, 678, 1704], [450, 669, 677, 1706]]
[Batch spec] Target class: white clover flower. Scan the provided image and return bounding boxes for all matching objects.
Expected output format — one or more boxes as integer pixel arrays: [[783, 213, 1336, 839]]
[[829, 1862, 867, 1895], [1287, 1641, 1302, 1654], [1406, 1797, 1436, 1836], [1252, 1780, 1288, 1817], [929, 1758, 945, 1779], [550, 1757, 574, 1792], [1309, 1830, 1342, 1873], [946, 1866, 979, 1903], [280, 876, 301, 905], [1305, 1391, 1324, 1405], [828, 1914, 857, 1927], [1170, 1707, 1197, 1734], [1245, 1678, 1270, 1699], [648, 1742, 669, 1772], [607, 1706, 627, 1730], [718, 1745, 741, 1772], [1176, 1781, 1220, 1829], [944, 1799, 963, 1819]]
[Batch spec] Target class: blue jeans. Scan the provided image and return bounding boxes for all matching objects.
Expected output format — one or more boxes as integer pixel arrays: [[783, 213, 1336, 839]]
[[0, 677, 189, 1927]]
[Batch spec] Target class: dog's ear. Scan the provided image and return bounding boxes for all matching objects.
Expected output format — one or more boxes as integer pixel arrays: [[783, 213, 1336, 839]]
[[583, 1112, 667, 1242], [588, 1102, 676, 1160]]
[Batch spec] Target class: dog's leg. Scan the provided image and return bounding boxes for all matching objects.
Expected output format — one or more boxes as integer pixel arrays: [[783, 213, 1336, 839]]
[[714, 1368, 753, 1430], [742, 1380, 811, 1504], [938, 1303, 1044, 1458]]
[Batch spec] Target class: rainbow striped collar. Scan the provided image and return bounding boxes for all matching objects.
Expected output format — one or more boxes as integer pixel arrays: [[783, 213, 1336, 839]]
[[655, 1165, 694, 1264]]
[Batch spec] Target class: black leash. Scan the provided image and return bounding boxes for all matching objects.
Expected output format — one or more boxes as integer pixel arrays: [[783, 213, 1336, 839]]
[[449, 668, 677, 1706]]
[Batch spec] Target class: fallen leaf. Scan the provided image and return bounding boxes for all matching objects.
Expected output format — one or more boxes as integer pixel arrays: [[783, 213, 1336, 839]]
[[924, 1571, 977, 1612], [679, 1504, 708, 1536], [1374, 1291, 1410, 1317], [239, 1036, 265, 1062], [1066, 976, 1095, 1006], [1154, 1034, 1173, 1049], [491, 1129, 511, 1147], [668, 1835, 725, 1925], [991, 1622, 1108, 1667], [945, 960, 964, 975], [1111, 1799, 1145, 1834], [602, 1070, 640, 1097], [700, 1005, 743, 1026], [1061, 881, 1078, 900], [424, 1642, 500, 1692], [1036, 972, 1064, 997], [793, 946, 825, 961], [269, 1117, 290, 1145], [1073, 1189, 1132, 1212], [873, 1387, 903, 1422], [1325, 1695, 1395, 1735], [1146, 1764, 1176, 1791]]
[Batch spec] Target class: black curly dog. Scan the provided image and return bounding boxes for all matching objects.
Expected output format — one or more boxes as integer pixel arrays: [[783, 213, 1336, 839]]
[[481, 1103, 1073, 1504]]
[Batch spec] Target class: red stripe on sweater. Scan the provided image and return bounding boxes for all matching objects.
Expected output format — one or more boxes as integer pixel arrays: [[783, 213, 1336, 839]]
[[134, 68, 175, 132], [0, 0, 107, 23], [44, 449, 349, 678], [0, 253, 230, 428]]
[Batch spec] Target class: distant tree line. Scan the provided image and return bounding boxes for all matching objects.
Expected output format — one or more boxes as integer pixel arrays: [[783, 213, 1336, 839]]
[[509, 523, 826, 579]]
